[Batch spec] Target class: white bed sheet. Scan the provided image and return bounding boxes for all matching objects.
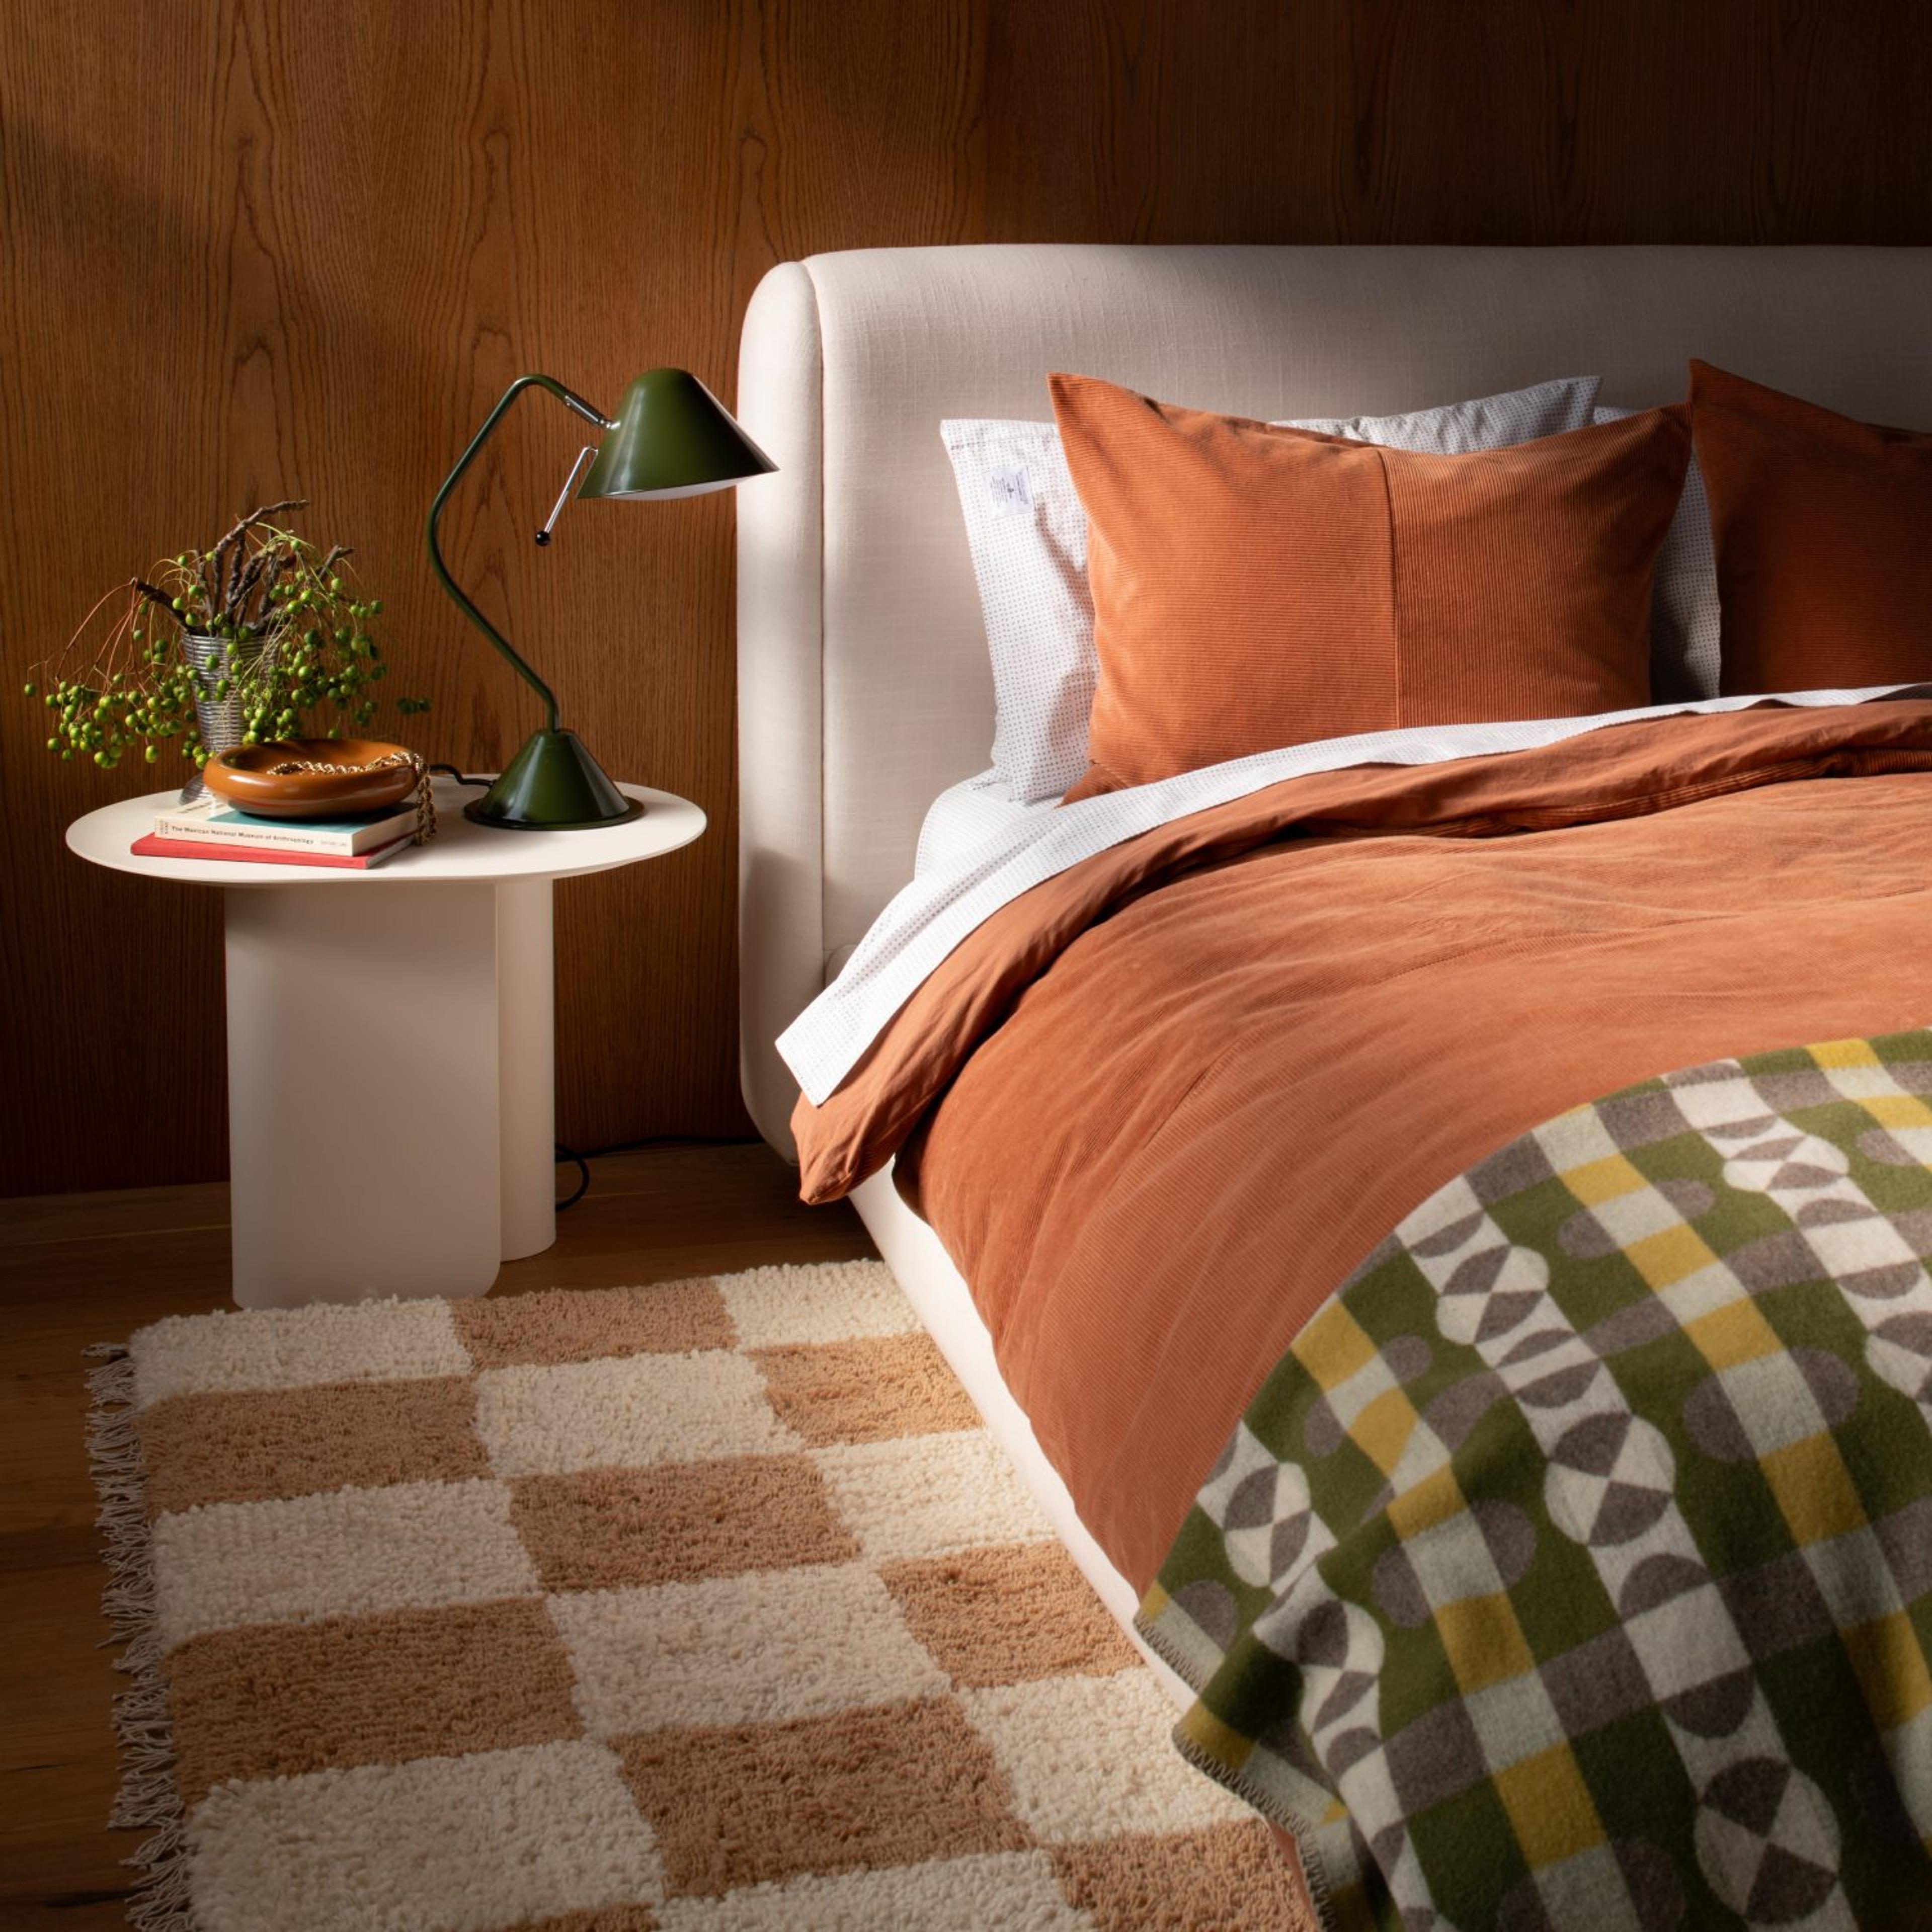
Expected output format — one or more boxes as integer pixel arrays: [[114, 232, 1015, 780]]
[[781, 685, 1926, 1104], [914, 768, 1058, 879]]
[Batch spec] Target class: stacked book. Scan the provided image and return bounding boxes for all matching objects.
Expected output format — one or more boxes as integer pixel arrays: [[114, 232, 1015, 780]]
[[133, 800, 419, 869]]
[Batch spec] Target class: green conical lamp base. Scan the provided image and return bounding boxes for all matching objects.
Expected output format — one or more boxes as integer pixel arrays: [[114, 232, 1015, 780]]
[[464, 729, 642, 830]]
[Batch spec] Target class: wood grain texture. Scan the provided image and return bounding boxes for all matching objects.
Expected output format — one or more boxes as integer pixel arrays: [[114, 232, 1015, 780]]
[[3, 0, 1929, 1193]]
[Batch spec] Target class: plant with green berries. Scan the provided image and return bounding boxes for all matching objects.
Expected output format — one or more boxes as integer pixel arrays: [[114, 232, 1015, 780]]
[[25, 500, 428, 773]]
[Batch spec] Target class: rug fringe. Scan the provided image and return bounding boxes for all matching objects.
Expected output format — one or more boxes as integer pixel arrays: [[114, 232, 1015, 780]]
[[85, 1343, 197, 1930]]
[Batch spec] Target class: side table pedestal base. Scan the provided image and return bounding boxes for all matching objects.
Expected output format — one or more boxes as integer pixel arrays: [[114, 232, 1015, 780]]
[[224, 881, 505, 1308]]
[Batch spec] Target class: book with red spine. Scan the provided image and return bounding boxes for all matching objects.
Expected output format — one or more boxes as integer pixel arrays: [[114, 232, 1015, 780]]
[[130, 832, 415, 870]]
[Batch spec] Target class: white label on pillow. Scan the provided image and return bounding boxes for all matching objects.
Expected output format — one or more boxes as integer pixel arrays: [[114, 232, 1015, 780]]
[[987, 465, 1034, 518]]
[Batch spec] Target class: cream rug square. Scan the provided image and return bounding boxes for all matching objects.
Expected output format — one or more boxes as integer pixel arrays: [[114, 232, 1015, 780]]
[[91, 1262, 1316, 1931]]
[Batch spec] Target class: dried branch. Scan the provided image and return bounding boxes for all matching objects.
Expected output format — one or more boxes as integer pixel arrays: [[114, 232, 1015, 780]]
[[226, 550, 268, 624], [251, 551, 289, 635], [212, 499, 304, 557], [225, 527, 248, 611], [131, 577, 177, 612]]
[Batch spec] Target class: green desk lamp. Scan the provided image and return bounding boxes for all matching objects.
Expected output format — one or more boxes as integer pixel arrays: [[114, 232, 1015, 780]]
[[427, 368, 775, 829]]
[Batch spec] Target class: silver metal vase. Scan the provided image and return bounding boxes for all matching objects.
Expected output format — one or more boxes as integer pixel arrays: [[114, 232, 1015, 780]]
[[179, 633, 262, 804]]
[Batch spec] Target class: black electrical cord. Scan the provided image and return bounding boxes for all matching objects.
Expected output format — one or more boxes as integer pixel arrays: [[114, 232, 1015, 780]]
[[429, 763, 489, 788], [555, 1144, 592, 1211], [553, 1134, 751, 1212]]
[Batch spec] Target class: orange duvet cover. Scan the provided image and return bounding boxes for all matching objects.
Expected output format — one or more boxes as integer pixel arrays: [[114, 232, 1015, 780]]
[[793, 701, 1932, 1590]]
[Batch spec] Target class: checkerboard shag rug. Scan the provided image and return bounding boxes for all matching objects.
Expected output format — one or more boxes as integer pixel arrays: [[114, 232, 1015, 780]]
[[90, 1261, 1316, 1931]]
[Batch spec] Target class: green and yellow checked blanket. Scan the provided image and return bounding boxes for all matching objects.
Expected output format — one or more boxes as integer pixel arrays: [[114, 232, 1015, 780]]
[[1139, 1032, 1932, 1931]]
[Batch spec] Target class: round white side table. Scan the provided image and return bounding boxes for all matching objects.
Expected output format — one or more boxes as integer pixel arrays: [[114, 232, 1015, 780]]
[[67, 777, 703, 1309]]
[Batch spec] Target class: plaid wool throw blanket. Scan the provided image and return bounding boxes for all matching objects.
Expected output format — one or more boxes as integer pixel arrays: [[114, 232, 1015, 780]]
[[1139, 1032, 1932, 1930]]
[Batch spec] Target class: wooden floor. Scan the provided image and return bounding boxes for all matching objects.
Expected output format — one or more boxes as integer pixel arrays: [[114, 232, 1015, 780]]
[[0, 1145, 875, 1931]]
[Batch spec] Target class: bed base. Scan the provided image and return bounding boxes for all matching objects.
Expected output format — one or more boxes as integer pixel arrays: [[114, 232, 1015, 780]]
[[851, 1167, 1188, 1704]]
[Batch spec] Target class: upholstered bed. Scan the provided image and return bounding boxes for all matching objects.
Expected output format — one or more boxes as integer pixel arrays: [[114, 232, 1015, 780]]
[[735, 247, 1932, 1927]]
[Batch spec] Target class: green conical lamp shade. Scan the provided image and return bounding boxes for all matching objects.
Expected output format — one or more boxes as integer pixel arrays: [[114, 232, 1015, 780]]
[[579, 368, 776, 502]]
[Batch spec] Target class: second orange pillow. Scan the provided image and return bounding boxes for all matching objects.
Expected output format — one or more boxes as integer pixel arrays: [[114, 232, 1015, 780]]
[[1050, 373, 1691, 795]]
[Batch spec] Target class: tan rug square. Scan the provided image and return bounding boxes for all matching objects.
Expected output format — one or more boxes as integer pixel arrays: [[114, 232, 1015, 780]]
[[617, 1696, 1032, 1897], [510, 1456, 858, 1590], [882, 1542, 1141, 1686], [751, 1333, 983, 1444], [1050, 1822, 1315, 1931], [137, 1376, 487, 1514], [454, 1278, 734, 1367], [167, 1598, 581, 1806]]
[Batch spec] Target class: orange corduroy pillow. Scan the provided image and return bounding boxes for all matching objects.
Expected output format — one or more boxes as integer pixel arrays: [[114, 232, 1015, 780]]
[[1689, 360, 1932, 697], [1049, 373, 1691, 795]]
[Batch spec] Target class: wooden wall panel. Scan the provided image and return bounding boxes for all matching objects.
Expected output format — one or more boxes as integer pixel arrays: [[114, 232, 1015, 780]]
[[2, 0, 1927, 1196]]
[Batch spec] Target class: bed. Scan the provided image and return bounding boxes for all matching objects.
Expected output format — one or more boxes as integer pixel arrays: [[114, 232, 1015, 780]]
[[735, 246, 1932, 1928]]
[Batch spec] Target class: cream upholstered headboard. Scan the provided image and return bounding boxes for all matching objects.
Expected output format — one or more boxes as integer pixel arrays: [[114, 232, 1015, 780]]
[[735, 244, 1932, 1156]]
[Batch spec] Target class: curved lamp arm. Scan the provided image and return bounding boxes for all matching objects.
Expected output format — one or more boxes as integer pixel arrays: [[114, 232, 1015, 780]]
[[425, 373, 613, 735]]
